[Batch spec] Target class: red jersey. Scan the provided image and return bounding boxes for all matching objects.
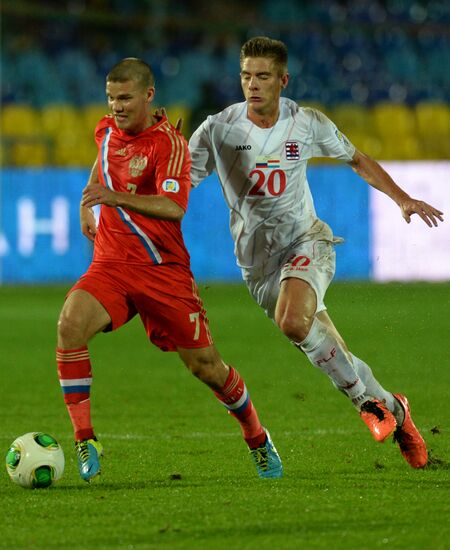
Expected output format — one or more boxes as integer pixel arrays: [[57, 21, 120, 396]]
[[93, 115, 191, 266]]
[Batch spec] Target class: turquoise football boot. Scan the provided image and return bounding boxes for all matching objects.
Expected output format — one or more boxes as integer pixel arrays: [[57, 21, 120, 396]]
[[249, 429, 283, 479], [75, 438, 103, 482]]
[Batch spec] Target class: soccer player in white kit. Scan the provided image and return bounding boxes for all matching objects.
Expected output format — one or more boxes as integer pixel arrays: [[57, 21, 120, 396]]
[[188, 36, 444, 469]]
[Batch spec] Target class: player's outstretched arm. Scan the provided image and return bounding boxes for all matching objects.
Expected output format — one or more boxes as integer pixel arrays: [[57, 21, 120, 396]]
[[80, 159, 100, 241], [348, 150, 444, 227]]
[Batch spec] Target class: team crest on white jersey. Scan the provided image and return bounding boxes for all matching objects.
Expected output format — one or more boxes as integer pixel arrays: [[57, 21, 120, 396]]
[[129, 155, 148, 177], [285, 141, 300, 160], [162, 179, 180, 193]]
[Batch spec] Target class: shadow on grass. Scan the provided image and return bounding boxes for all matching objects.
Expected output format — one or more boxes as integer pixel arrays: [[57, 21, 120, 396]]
[[53, 478, 209, 491]]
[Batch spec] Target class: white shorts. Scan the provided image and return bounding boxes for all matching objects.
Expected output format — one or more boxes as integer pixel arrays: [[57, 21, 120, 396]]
[[242, 221, 339, 320]]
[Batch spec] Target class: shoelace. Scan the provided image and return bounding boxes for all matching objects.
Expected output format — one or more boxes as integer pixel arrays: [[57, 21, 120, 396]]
[[76, 441, 90, 462], [250, 446, 269, 471]]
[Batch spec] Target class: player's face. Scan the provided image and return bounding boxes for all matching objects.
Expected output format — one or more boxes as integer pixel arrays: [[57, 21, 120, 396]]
[[240, 57, 289, 116], [106, 79, 155, 134]]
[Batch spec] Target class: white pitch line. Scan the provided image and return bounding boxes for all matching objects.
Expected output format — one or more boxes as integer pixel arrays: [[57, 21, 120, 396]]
[[99, 428, 357, 441]]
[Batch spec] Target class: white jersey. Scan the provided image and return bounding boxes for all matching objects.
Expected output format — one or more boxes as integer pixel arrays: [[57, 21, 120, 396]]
[[189, 97, 356, 272]]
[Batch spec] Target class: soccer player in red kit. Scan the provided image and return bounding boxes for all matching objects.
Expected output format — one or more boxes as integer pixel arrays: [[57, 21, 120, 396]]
[[56, 58, 282, 482]]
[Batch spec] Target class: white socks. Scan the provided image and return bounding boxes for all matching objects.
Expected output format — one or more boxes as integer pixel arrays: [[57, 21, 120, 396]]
[[298, 317, 366, 405], [350, 354, 395, 411], [297, 316, 402, 419], [350, 354, 404, 424]]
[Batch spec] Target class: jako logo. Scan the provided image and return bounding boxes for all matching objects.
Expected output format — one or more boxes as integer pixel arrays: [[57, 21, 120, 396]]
[[235, 145, 252, 151]]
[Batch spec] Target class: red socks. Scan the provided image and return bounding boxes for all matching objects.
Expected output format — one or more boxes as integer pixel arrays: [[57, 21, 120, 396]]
[[57, 351, 264, 449], [56, 346, 94, 441], [214, 367, 266, 448]]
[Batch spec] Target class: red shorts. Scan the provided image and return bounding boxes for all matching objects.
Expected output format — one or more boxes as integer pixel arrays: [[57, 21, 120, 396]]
[[69, 261, 214, 352]]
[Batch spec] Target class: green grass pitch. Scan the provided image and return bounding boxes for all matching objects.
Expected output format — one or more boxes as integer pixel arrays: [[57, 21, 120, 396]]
[[1, 282, 449, 549]]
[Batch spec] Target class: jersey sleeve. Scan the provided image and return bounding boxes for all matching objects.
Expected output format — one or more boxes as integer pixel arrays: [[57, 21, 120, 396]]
[[307, 108, 356, 161], [188, 119, 215, 188], [153, 128, 191, 212]]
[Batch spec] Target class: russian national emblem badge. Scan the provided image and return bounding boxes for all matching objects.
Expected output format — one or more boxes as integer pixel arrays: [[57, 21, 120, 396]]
[[129, 155, 148, 177]]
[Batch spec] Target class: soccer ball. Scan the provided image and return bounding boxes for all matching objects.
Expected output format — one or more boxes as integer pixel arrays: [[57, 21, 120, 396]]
[[5, 432, 65, 489]]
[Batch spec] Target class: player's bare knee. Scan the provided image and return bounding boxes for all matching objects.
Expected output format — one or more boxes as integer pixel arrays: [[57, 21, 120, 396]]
[[276, 312, 313, 342], [57, 309, 87, 348]]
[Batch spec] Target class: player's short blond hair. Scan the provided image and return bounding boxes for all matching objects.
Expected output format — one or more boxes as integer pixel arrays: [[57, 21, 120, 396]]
[[106, 58, 155, 89], [240, 37, 288, 75]]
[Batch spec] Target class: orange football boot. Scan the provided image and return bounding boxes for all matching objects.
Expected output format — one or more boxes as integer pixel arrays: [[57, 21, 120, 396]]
[[360, 399, 397, 442], [393, 394, 428, 468]]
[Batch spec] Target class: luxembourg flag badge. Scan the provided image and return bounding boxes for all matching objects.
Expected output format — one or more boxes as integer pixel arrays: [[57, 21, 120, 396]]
[[256, 156, 280, 169]]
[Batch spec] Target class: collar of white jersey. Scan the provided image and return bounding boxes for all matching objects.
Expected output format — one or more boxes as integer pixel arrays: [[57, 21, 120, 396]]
[[237, 96, 298, 123], [217, 97, 298, 125]]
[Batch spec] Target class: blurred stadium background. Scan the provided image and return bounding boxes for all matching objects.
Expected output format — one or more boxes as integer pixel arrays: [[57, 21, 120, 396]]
[[1, 0, 449, 284]]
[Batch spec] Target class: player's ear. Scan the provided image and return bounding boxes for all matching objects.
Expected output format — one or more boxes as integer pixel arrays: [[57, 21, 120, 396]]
[[281, 73, 289, 89], [146, 87, 156, 104]]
